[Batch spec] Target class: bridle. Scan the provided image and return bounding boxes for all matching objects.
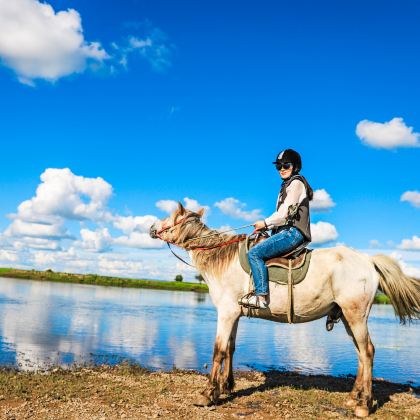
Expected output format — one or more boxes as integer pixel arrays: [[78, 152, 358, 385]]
[[155, 214, 248, 267], [154, 215, 199, 267], [155, 214, 199, 243]]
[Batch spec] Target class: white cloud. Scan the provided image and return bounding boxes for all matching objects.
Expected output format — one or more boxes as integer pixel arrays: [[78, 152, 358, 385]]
[[78, 228, 113, 253], [112, 215, 157, 234], [4, 168, 111, 241], [0, 250, 19, 263], [114, 232, 164, 249], [183, 197, 209, 214], [0, 0, 108, 84], [12, 168, 113, 223], [356, 117, 420, 149], [97, 256, 144, 277], [214, 197, 262, 221], [31, 249, 65, 268], [2, 168, 165, 254], [360, 248, 420, 279], [156, 197, 209, 216], [5, 218, 71, 240], [311, 189, 336, 212], [401, 191, 420, 208], [369, 239, 382, 248], [116, 28, 173, 72], [402, 264, 420, 279], [156, 199, 178, 213], [389, 251, 420, 278], [216, 225, 234, 233], [129, 37, 152, 49], [398, 235, 420, 251], [0, 1, 174, 85], [12, 237, 61, 251], [310, 221, 338, 244]]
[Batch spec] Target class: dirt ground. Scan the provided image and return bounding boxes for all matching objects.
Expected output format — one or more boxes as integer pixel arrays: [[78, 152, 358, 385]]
[[0, 365, 418, 419]]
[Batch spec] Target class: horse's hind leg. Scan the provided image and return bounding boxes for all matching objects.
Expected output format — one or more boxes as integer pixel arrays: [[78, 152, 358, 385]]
[[342, 317, 364, 407], [193, 310, 240, 406], [342, 308, 375, 418]]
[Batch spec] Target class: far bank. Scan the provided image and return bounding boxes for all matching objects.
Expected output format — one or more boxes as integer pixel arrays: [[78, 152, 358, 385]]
[[0, 267, 207, 293]]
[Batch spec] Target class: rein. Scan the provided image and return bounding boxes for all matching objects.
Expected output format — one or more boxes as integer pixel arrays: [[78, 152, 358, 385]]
[[185, 223, 254, 243], [188, 234, 247, 251], [166, 242, 195, 267]]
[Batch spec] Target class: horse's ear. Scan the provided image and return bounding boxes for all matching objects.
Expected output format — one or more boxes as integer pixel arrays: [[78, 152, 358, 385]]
[[197, 207, 205, 218], [177, 201, 186, 215]]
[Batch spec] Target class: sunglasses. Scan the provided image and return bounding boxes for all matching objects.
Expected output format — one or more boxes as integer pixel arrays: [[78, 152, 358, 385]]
[[275, 162, 293, 171]]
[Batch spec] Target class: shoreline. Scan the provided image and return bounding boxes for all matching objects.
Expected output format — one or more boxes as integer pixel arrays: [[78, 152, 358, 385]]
[[0, 365, 417, 419], [0, 267, 208, 293], [0, 267, 391, 303]]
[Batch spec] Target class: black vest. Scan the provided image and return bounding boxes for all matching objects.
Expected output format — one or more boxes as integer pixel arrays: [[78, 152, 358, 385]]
[[272, 174, 312, 242]]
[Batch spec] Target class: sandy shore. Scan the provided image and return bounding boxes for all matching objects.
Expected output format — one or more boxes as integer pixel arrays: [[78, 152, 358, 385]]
[[0, 365, 418, 419]]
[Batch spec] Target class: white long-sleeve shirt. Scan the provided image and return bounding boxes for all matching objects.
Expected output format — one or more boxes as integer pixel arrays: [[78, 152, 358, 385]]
[[264, 179, 307, 229]]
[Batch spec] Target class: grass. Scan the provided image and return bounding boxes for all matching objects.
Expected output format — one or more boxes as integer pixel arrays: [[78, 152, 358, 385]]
[[0, 267, 208, 293], [374, 291, 391, 304]]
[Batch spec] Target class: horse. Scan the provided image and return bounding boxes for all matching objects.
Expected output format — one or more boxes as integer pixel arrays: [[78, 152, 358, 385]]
[[149, 203, 420, 418]]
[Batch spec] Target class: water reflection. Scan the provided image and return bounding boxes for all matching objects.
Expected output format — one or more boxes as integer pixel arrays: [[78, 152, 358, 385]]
[[0, 277, 418, 386]]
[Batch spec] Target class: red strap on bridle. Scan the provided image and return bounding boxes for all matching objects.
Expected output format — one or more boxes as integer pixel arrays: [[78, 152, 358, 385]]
[[155, 215, 191, 238]]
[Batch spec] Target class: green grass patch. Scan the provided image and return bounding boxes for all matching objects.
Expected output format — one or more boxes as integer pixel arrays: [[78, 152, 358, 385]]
[[0, 267, 208, 293], [374, 291, 391, 304]]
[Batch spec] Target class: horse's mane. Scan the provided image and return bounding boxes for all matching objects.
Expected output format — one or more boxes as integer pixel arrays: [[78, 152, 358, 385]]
[[176, 217, 242, 277]]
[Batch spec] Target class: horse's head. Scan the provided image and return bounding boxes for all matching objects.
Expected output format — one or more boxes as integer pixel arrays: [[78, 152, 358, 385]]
[[149, 202, 205, 245]]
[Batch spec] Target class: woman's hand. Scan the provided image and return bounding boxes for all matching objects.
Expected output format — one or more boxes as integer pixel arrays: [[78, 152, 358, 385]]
[[253, 220, 267, 231]]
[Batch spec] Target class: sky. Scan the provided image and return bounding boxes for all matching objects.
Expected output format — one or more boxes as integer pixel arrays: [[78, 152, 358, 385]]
[[0, 0, 419, 280]]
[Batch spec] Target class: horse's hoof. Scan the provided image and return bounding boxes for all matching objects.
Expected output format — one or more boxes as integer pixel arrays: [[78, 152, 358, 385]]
[[220, 383, 234, 396], [354, 405, 370, 418], [193, 394, 213, 407], [344, 398, 357, 408]]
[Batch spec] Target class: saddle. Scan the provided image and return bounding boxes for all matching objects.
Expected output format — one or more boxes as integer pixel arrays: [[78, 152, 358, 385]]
[[238, 236, 312, 323], [239, 237, 312, 286]]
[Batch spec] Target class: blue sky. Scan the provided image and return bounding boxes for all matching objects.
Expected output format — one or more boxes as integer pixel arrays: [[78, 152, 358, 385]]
[[0, 0, 419, 279]]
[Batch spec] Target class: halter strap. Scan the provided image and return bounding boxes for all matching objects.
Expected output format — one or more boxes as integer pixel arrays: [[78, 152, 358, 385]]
[[155, 215, 194, 237]]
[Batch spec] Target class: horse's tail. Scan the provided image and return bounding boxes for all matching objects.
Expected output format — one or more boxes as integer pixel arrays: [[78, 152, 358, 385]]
[[371, 254, 420, 324]]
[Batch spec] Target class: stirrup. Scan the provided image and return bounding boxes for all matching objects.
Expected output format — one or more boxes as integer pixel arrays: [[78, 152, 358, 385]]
[[238, 292, 268, 309]]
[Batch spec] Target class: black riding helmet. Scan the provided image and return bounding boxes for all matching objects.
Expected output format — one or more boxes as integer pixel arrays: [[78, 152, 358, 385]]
[[272, 149, 302, 173]]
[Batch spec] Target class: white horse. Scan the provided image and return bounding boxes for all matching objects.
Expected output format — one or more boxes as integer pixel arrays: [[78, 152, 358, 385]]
[[150, 203, 420, 418]]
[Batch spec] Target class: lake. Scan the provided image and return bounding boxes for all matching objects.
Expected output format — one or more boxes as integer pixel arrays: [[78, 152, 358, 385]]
[[0, 277, 418, 386]]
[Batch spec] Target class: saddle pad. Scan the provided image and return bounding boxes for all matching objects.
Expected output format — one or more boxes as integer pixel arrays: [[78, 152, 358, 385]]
[[239, 241, 312, 285]]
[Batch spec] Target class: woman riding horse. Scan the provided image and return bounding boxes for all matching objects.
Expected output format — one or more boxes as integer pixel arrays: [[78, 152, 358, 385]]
[[239, 148, 313, 310], [150, 195, 420, 418]]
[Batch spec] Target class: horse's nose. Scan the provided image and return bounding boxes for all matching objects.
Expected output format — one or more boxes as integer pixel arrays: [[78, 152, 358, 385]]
[[150, 224, 157, 238]]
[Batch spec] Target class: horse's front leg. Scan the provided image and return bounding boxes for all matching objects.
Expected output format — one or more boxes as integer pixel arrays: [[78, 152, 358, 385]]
[[194, 310, 240, 406], [220, 317, 239, 395]]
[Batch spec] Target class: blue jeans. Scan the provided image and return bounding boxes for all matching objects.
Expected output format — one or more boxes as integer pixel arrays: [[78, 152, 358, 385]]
[[248, 227, 305, 296]]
